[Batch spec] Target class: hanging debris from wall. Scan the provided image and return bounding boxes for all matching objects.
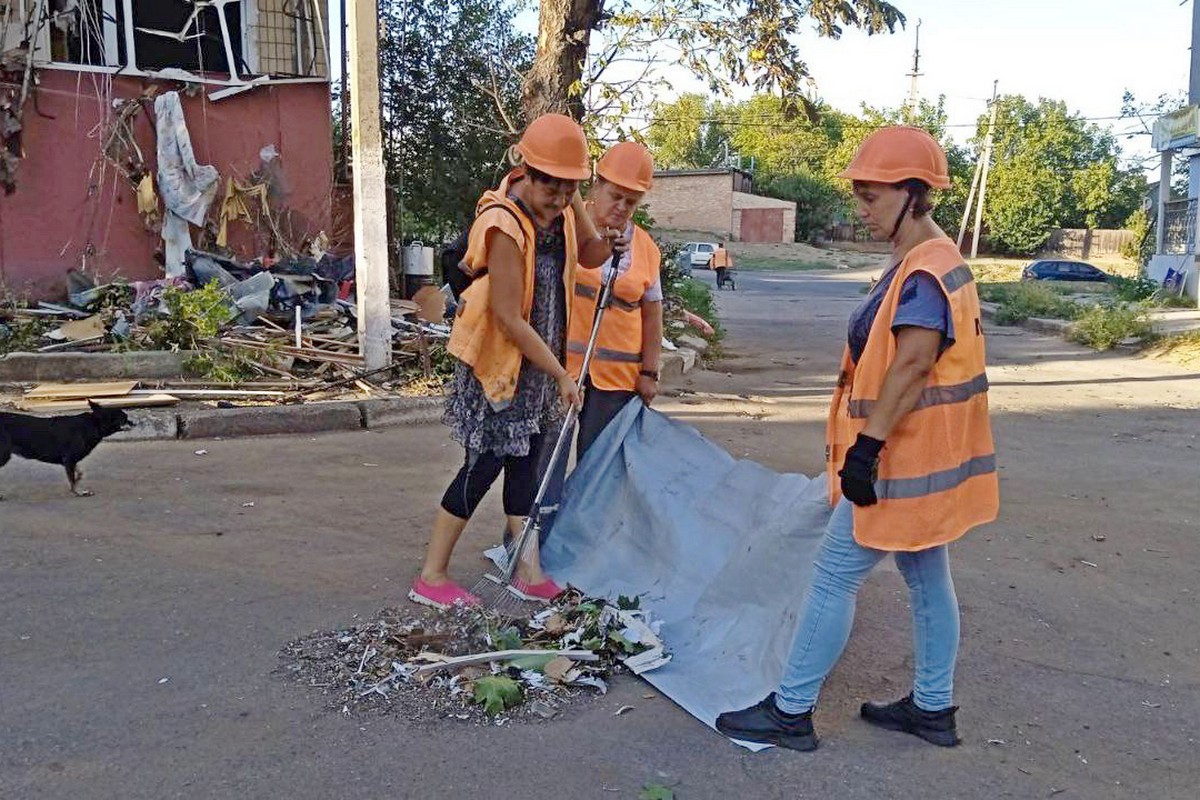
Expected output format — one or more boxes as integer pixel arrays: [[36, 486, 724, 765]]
[[0, 0, 52, 194]]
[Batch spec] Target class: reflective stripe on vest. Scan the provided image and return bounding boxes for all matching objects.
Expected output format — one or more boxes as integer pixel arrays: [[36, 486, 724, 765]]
[[566, 226, 661, 390], [848, 372, 989, 419], [575, 282, 643, 312], [825, 237, 999, 551], [567, 340, 642, 363], [875, 454, 997, 500]]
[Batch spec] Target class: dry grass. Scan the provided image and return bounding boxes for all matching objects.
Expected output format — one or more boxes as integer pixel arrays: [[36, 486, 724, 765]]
[[1147, 330, 1200, 366]]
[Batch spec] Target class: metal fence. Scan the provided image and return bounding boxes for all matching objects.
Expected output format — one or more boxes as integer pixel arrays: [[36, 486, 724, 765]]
[[1162, 199, 1196, 255]]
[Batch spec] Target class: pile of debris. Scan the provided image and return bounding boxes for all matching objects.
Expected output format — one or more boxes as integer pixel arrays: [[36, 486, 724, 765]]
[[278, 590, 669, 725], [0, 249, 452, 390]]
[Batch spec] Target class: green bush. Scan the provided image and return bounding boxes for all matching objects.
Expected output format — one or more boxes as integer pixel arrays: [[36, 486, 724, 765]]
[[671, 276, 724, 343], [979, 282, 1080, 324], [1109, 273, 1158, 303], [1069, 304, 1153, 350], [758, 171, 846, 243]]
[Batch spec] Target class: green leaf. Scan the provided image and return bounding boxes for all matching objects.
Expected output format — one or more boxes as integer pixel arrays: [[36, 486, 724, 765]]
[[639, 784, 674, 800], [617, 595, 641, 611], [473, 675, 523, 715], [492, 626, 522, 651], [582, 638, 604, 651]]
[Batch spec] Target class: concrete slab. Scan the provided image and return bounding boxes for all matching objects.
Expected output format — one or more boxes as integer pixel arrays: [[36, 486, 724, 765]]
[[0, 351, 197, 382], [178, 403, 364, 440]]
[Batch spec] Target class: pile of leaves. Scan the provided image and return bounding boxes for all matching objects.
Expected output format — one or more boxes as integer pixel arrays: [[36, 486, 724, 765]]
[[277, 590, 666, 725]]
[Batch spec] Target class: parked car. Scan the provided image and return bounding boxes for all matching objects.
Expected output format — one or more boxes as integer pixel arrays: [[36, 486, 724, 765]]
[[681, 241, 718, 269], [1020, 260, 1111, 283]]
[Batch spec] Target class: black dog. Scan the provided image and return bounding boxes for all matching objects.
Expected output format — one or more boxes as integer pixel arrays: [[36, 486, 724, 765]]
[[0, 401, 132, 498]]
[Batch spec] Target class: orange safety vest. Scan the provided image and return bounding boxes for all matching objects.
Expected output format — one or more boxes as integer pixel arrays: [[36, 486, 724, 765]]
[[710, 248, 732, 268], [826, 237, 999, 551], [447, 170, 580, 408], [566, 225, 661, 391]]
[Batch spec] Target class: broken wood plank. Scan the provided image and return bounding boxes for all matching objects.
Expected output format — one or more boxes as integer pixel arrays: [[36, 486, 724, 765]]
[[15, 393, 178, 412], [25, 381, 138, 400], [412, 649, 599, 677]]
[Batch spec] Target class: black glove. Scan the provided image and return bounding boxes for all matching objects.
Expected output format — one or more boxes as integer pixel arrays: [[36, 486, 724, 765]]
[[839, 433, 885, 507]]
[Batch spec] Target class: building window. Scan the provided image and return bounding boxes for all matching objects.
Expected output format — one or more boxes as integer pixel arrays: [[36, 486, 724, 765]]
[[49, 0, 125, 67], [132, 1, 245, 75]]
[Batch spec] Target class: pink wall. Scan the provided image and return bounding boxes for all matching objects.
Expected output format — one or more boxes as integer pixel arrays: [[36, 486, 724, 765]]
[[0, 70, 333, 300]]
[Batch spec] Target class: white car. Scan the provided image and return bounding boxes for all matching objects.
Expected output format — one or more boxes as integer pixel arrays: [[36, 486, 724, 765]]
[[681, 241, 718, 269]]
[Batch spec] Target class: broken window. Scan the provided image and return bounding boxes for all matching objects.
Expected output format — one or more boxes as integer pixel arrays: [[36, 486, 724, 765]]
[[133, 0, 245, 75], [48, 0, 125, 67]]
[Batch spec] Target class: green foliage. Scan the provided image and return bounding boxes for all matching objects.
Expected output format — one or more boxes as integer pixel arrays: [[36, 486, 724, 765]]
[[981, 96, 1147, 254], [759, 171, 845, 242], [183, 352, 256, 384], [378, 0, 532, 241], [1120, 208, 1153, 263], [143, 283, 235, 350], [645, 95, 972, 242], [1109, 273, 1158, 303], [978, 282, 1080, 324], [1070, 304, 1153, 350], [0, 316, 51, 354], [598, 1, 904, 120], [639, 784, 675, 800], [671, 277, 724, 342], [472, 675, 523, 715]]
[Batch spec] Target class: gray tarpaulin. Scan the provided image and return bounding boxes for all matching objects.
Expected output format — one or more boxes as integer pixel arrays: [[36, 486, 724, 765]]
[[541, 400, 834, 750]]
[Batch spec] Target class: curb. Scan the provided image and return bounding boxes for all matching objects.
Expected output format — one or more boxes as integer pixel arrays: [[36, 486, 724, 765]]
[[82, 350, 703, 444], [980, 302, 1074, 337]]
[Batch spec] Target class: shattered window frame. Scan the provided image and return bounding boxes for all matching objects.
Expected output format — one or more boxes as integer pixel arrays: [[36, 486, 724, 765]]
[[6, 0, 328, 87]]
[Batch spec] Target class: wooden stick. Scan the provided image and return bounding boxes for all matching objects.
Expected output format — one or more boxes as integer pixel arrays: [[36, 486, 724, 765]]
[[412, 649, 598, 676]]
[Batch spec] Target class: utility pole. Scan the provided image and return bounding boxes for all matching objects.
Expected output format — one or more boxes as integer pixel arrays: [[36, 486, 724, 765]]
[[970, 80, 1000, 259], [906, 19, 923, 113], [348, 0, 393, 371], [339, 0, 349, 181], [956, 154, 982, 250]]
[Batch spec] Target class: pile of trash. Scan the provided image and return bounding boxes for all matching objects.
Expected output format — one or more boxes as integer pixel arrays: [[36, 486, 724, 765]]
[[0, 249, 452, 388], [277, 589, 669, 725]]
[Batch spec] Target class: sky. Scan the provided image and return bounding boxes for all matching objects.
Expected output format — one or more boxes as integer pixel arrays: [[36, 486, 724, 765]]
[[328, 0, 1194, 168]]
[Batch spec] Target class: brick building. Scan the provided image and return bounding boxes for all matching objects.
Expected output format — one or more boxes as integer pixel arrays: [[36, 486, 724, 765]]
[[0, 0, 332, 299], [644, 168, 797, 243]]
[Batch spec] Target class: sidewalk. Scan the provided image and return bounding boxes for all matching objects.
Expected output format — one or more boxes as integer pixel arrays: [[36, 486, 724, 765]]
[[0, 347, 700, 442]]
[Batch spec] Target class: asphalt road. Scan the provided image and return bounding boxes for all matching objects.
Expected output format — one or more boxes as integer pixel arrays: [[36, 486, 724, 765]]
[[3, 266, 1198, 799]]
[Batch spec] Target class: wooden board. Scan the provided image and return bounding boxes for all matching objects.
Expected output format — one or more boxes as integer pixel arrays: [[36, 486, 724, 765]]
[[14, 394, 178, 412], [24, 381, 138, 400]]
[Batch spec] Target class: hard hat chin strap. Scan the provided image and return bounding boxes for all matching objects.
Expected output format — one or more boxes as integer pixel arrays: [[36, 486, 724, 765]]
[[889, 189, 916, 241]]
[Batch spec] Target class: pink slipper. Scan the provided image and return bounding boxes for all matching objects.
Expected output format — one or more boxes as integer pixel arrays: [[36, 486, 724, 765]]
[[507, 576, 564, 603], [408, 577, 481, 610]]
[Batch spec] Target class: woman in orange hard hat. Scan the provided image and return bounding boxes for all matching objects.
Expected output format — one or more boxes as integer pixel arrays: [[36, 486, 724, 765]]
[[567, 141, 664, 455], [409, 114, 617, 610], [717, 127, 998, 751]]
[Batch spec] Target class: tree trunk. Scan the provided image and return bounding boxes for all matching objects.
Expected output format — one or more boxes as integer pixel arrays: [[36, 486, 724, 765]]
[[522, 0, 603, 122]]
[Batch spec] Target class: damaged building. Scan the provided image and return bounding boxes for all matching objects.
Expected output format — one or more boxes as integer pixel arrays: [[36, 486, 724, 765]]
[[0, 0, 334, 299]]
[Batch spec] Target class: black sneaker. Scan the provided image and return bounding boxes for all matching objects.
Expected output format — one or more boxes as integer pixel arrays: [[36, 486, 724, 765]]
[[860, 693, 960, 747], [715, 693, 818, 751]]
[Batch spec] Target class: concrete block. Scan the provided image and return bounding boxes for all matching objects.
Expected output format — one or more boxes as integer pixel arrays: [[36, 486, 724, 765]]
[[358, 396, 444, 429], [0, 351, 197, 382], [179, 403, 364, 439], [661, 352, 685, 381], [111, 408, 179, 442], [675, 334, 709, 355]]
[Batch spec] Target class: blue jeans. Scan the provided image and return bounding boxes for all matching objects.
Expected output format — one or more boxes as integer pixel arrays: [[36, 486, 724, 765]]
[[775, 499, 960, 714]]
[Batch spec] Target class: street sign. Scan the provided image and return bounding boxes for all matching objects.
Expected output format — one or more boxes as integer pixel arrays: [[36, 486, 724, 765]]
[[1153, 106, 1200, 151]]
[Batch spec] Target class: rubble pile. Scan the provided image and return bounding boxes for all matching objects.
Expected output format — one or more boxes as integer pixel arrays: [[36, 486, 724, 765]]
[[277, 589, 669, 725], [0, 249, 453, 394]]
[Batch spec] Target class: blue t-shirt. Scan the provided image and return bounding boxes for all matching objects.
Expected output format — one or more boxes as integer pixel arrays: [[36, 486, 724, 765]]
[[848, 268, 955, 364]]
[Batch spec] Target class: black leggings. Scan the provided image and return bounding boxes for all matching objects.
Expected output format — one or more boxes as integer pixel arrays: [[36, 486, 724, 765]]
[[440, 432, 552, 519]]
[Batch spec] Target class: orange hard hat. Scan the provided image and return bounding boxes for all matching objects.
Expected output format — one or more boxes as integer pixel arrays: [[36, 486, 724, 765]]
[[838, 126, 951, 189], [596, 141, 654, 192], [515, 113, 591, 181]]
